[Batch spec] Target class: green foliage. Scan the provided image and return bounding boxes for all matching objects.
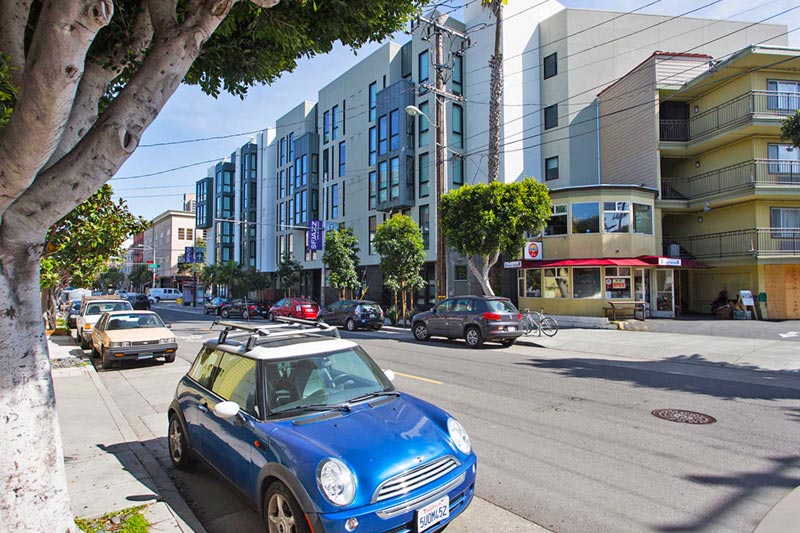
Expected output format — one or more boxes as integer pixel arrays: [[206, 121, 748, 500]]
[[781, 110, 800, 148], [0, 54, 16, 129], [374, 215, 426, 324], [128, 265, 150, 290], [76, 505, 149, 533], [41, 185, 148, 289], [277, 253, 302, 296], [214, 261, 246, 297], [323, 226, 361, 297], [97, 268, 125, 291], [441, 179, 551, 259]]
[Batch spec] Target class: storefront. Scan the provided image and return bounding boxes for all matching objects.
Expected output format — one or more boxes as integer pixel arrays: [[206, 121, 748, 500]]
[[514, 256, 706, 319]]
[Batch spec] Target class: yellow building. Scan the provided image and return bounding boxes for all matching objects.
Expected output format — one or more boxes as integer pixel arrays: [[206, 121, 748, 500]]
[[517, 46, 800, 319]]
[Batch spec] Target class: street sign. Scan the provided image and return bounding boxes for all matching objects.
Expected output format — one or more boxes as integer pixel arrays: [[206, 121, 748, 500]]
[[147, 263, 160, 270], [146, 259, 154, 264]]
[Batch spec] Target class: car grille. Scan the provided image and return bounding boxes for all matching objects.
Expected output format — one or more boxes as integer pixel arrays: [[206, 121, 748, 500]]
[[131, 340, 158, 346], [373, 456, 459, 503]]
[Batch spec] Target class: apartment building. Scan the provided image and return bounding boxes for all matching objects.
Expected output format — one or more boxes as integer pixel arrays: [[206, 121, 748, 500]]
[[196, 2, 797, 318], [139, 210, 197, 288]]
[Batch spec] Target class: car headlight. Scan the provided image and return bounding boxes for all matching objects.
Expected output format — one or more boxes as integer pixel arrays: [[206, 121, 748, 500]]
[[159, 337, 176, 344], [448, 417, 471, 455], [317, 458, 355, 506], [110, 341, 131, 348]]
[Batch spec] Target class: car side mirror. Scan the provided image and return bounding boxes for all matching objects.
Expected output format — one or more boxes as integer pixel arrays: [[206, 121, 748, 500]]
[[213, 401, 240, 419], [166, 324, 172, 329], [383, 369, 395, 382]]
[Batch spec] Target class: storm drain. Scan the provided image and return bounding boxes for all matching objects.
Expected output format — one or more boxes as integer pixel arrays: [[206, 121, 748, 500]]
[[651, 409, 716, 425]]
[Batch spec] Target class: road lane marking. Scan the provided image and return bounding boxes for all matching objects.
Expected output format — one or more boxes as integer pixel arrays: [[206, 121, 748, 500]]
[[393, 371, 443, 385], [779, 331, 798, 338]]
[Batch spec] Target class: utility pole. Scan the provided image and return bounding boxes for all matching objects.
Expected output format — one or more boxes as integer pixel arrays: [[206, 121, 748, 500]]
[[192, 227, 198, 307], [415, 13, 468, 300]]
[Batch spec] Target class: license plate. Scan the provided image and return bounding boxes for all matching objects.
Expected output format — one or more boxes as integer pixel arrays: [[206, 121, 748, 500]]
[[416, 496, 449, 532], [138, 353, 154, 360], [508, 326, 516, 332]]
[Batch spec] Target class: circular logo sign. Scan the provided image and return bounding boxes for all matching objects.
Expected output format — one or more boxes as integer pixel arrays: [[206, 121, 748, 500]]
[[527, 242, 539, 258]]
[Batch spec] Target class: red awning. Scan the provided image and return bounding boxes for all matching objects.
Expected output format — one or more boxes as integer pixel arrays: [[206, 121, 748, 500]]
[[514, 256, 709, 269]]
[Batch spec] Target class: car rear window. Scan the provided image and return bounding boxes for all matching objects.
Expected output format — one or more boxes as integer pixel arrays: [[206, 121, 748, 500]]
[[359, 303, 381, 313], [485, 299, 518, 313]]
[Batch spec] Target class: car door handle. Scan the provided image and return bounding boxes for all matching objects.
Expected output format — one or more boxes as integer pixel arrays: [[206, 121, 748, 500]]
[[198, 403, 209, 413]]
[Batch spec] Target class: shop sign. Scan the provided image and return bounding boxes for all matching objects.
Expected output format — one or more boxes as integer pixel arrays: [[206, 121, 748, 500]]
[[504, 260, 522, 268], [524, 242, 542, 260], [658, 257, 682, 266], [612, 278, 627, 289]]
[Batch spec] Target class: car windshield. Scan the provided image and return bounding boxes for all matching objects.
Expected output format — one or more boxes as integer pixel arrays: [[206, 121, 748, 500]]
[[485, 299, 518, 313], [107, 314, 165, 330], [265, 346, 394, 415]]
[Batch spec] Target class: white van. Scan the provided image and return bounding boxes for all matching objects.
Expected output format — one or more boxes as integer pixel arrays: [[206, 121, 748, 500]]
[[147, 287, 181, 302]]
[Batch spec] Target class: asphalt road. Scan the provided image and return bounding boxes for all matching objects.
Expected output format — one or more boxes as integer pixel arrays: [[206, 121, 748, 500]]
[[90, 304, 800, 533]]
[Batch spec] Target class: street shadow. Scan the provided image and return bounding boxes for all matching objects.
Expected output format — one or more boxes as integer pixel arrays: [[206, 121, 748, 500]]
[[787, 408, 800, 423], [652, 455, 800, 532], [519, 355, 800, 400]]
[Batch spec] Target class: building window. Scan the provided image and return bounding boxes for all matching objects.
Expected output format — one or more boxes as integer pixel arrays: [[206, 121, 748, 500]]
[[369, 171, 377, 209], [452, 156, 463, 187], [544, 204, 568, 236], [390, 109, 399, 151], [633, 203, 653, 234], [369, 82, 377, 121], [603, 202, 630, 233], [288, 132, 294, 161], [453, 55, 463, 96], [420, 204, 430, 250], [573, 268, 601, 298], [604, 267, 632, 300], [338, 141, 346, 178], [369, 127, 376, 165], [378, 114, 388, 155], [322, 149, 329, 182], [518, 269, 542, 298], [406, 155, 415, 200], [545, 156, 559, 181], [543, 268, 570, 298], [544, 104, 558, 130], [767, 143, 799, 174], [419, 50, 429, 85], [369, 215, 377, 255], [452, 104, 463, 149], [332, 105, 339, 140], [280, 137, 286, 166], [543, 52, 557, 79], [390, 157, 400, 200], [178, 228, 185, 240], [187, 228, 193, 241], [419, 101, 430, 147], [331, 184, 339, 219], [572, 202, 599, 234], [767, 80, 800, 111], [378, 161, 388, 203], [419, 153, 430, 198], [323, 111, 330, 143]]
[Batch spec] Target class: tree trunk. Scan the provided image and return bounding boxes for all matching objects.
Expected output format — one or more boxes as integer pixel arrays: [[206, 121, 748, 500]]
[[487, 0, 503, 183], [0, 237, 77, 531], [467, 251, 500, 296]]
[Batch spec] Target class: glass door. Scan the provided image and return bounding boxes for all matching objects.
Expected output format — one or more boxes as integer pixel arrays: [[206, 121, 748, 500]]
[[634, 269, 650, 318], [652, 269, 674, 318]]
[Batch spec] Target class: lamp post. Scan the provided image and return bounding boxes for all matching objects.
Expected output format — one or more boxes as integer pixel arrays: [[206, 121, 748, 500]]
[[406, 104, 446, 300]]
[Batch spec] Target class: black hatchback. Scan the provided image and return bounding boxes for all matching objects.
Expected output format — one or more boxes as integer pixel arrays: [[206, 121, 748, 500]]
[[320, 299, 384, 331], [127, 293, 151, 310], [411, 295, 523, 348]]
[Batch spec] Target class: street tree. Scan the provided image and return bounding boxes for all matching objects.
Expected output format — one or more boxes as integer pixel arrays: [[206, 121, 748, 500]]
[[39, 184, 147, 326], [214, 261, 246, 297], [482, 0, 506, 182], [277, 253, 303, 297], [323, 226, 361, 299], [440, 179, 551, 295], [128, 264, 150, 292], [781, 110, 800, 147], [97, 267, 126, 292], [373, 214, 426, 325], [0, 1, 422, 529]]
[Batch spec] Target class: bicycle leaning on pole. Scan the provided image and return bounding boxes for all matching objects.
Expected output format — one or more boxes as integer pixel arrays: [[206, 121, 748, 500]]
[[522, 308, 559, 337]]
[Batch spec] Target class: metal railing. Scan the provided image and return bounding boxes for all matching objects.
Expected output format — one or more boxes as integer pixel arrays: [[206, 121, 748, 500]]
[[659, 90, 799, 142], [665, 228, 800, 259], [661, 159, 800, 200]]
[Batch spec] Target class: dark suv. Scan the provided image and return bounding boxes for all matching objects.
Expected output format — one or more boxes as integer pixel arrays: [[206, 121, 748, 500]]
[[127, 293, 151, 310], [320, 300, 384, 331], [411, 295, 523, 348], [219, 299, 268, 319]]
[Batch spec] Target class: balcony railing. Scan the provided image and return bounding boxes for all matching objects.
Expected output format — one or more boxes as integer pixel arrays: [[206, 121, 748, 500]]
[[665, 228, 800, 259], [659, 90, 799, 142], [661, 159, 800, 200]]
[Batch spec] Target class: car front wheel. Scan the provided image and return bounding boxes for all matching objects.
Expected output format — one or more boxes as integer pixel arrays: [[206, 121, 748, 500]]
[[464, 326, 484, 348], [168, 414, 192, 469], [413, 322, 430, 341], [101, 348, 113, 369], [221, 308, 230, 318], [268, 312, 275, 322], [264, 482, 309, 533], [345, 318, 356, 331]]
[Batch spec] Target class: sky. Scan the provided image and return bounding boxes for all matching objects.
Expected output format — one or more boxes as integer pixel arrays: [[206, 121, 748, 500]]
[[113, 0, 800, 220]]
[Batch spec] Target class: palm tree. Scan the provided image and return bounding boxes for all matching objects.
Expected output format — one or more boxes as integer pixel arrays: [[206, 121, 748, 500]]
[[482, 0, 506, 182]]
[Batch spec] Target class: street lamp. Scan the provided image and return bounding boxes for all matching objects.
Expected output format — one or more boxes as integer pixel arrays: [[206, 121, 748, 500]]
[[405, 104, 447, 300]]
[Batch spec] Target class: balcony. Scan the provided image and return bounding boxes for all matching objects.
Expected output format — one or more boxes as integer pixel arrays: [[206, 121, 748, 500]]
[[664, 228, 800, 259], [659, 90, 799, 143], [661, 159, 800, 200]]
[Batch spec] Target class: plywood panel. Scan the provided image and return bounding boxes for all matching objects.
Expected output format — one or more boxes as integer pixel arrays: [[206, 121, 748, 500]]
[[764, 264, 800, 319]]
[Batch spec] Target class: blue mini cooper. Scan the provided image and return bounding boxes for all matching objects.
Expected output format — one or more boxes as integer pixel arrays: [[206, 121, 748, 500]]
[[168, 319, 477, 533]]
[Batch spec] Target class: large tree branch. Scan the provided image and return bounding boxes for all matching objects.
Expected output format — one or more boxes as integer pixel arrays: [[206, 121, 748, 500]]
[[0, 0, 113, 217], [0, 0, 32, 88], [4, 0, 244, 244], [147, 0, 177, 35]]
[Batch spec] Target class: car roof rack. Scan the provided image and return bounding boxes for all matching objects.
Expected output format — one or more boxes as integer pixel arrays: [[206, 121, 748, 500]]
[[212, 316, 340, 351]]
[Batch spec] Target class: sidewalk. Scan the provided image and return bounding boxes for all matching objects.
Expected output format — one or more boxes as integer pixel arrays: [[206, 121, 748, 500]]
[[48, 335, 206, 532]]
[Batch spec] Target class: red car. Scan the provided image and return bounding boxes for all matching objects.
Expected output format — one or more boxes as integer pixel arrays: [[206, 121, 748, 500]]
[[267, 297, 320, 321]]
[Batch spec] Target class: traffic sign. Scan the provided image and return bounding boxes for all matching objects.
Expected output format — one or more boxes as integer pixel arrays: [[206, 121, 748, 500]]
[[147, 263, 160, 270], [146, 259, 154, 264]]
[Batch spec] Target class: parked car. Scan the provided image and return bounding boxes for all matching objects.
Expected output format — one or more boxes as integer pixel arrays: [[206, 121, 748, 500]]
[[76, 297, 133, 349], [91, 310, 177, 369], [146, 287, 181, 303], [127, 293, 151, 310], [319, 300, 384, 331], [268, 297, 319, 321], [411, 295, 523, 348], [67, 301, 82, 329], [167, 319, 476, 533], [219, 299, 268, 319], [115, 289, 128, 299], [203, 297, 229, 315]]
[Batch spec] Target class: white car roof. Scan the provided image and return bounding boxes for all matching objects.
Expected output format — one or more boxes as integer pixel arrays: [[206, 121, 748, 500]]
[[207, 335, 358, 361]]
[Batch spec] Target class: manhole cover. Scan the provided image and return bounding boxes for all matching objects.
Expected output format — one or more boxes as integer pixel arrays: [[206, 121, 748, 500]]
[[651, 409, 716, 425]]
